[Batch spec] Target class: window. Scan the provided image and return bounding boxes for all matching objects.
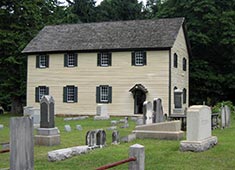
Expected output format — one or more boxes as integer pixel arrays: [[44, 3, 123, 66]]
[[64, 53, 78, 67], [132, 51, 146, 66], [97, 52, 112, 66], [63, 86, 78, 103], [183, 88, 187, 104], [183, 58, 187, 71], [36, 54, 49, 68], [35, 86, 49, 102], [96, 85, 112, 103], [173, 53, 178, 68]]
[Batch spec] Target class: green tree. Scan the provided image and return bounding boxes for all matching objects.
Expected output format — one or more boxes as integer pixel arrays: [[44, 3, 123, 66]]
[[157, 0, 235, 105], [0, 0, 64, 114], [96, 0, 143, 21]]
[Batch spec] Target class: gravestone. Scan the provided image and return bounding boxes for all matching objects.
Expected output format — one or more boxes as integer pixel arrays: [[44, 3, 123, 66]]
[[153, 98, 164, 123], [35, 95, 60, 146], [64, 125, 71, 132], [121, 117, 129, 128], [40, 95, 54, 128], [143, 101, 153, 124], [221, 106, 226, 128], [0, 124, 3, 130], [23, 106, 33, 116], [173, 89, 184, 114], [86, 129, 106, 148], [76, 125, 83, 131], [180, 105, 217, 152], [94, 104, 110, 120], [24, 107, 40, 127], [225, 105, 231, 128], [10, 117, 34, 170], [221, 105, 231, 129], [112, 130, 120, 145]]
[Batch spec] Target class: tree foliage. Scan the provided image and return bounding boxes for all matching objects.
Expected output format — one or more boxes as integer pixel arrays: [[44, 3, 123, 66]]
[[0, 0, 234, 114]]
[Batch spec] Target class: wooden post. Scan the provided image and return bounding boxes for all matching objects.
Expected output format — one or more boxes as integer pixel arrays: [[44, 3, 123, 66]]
[[10, 117, 34, 170], [129, 144, 145, 170]]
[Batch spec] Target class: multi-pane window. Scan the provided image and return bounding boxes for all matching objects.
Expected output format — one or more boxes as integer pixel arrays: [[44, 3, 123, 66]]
[[97, 52, 112, 66], [132, 51, 146, 66], [35, 86, 49, 102], [183, 58, 187, 71], [36, 54, 49, 68], [173, 53, 178, 68], [96, 85, 112, 103], [100, 86, 109, 102], [64, 53, 78, 67], [63, 86, 78, 103]]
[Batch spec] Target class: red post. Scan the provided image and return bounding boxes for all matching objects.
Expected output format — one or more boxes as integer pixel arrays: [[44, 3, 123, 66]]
[[96, 157, 136, 170]]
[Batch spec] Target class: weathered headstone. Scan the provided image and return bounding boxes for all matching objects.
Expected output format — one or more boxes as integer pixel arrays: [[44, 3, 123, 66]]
[[86, 129, 106, 148], [0, 124, 3, 130], [221, 105, 231, 129], [64, 125, 71, 132], [94, 104, 110, 120], [221, 106, 226, 128], [40, 95, 54, 128], [143, 101, 153, 124], [180, 105, 217, 152], [111, 120, 119, 125], [112, 130, 120, 145], [10, 117, 34, 170], [107, 126, 117, 131], [35, 95, 60, 146], [23, 106, 33, 116], [153, 98, 164, 123], [76, 125, 83, 131], [225, 105, 231, 128], [29, 108, 40, 127], [121, 117, 129, 128]]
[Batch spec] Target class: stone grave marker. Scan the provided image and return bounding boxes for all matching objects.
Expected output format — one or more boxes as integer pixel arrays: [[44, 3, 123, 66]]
[[221, 106, 226, 128], [64, 125, 71, 132], [143, 101, 153, 124], [0, 124, 3, 130], [225, 105, 231, 128], [180, 105, 217, 152], [86, 129, 106, 148], [153, 98, 164, 123], [112, 130, 120, 145], [94, 104, 110, 120], [76, 125, 83, 131], [10, 117, 34, 170], [35, 95, 60, 146]]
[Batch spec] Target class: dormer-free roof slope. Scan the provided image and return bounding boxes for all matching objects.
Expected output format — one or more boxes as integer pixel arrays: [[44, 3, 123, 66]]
[[22, 17, 185, 54]]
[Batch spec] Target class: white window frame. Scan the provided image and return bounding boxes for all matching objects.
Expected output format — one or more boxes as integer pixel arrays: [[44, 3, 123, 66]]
[[100, 86, 109, 102], [67, 86, 75, 102], [39, 55, 46, 68], [100, 53, 109, 66], [67, 53, 75, 67], [39, 86, 47, 100], [135, 52, 144, 66]]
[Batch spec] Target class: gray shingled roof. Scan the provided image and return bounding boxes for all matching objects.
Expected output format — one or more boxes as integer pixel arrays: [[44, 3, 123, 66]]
[[22, 17, 185, 54]]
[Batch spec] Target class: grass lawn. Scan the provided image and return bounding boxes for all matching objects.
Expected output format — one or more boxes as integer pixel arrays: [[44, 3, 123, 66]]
[[0, 113, 235, 170]]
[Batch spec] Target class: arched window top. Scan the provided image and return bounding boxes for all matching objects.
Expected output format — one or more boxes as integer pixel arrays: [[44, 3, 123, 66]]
[[173, 53, 178, 68]]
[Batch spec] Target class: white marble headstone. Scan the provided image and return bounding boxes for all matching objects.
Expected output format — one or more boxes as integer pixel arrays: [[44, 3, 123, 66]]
[[186, 105, 211, 141], [143, 101, 153, 125]]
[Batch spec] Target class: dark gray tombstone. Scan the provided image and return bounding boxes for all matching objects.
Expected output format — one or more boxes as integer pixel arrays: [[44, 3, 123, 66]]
[[86, 129, 106, 148], [10, 117, 34, 170], [153, 98, 164, 123], [112, 130, 120, 145], [40, 95, 55, 128]]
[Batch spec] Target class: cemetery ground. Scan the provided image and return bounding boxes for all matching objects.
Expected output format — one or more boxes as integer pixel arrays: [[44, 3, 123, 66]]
[[0, 114, 235, 170]]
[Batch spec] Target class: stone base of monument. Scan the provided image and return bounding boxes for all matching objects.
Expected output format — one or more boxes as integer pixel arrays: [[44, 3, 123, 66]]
[[132, 121, 184, 140], [180, 136, 218, 152], [35, 127, 60, 146], [94, 115, 110, 120]]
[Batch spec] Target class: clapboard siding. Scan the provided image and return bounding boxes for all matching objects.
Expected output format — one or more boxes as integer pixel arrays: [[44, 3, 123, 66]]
[[171, 26, 189, 114], [27, 50, 170, 115]]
